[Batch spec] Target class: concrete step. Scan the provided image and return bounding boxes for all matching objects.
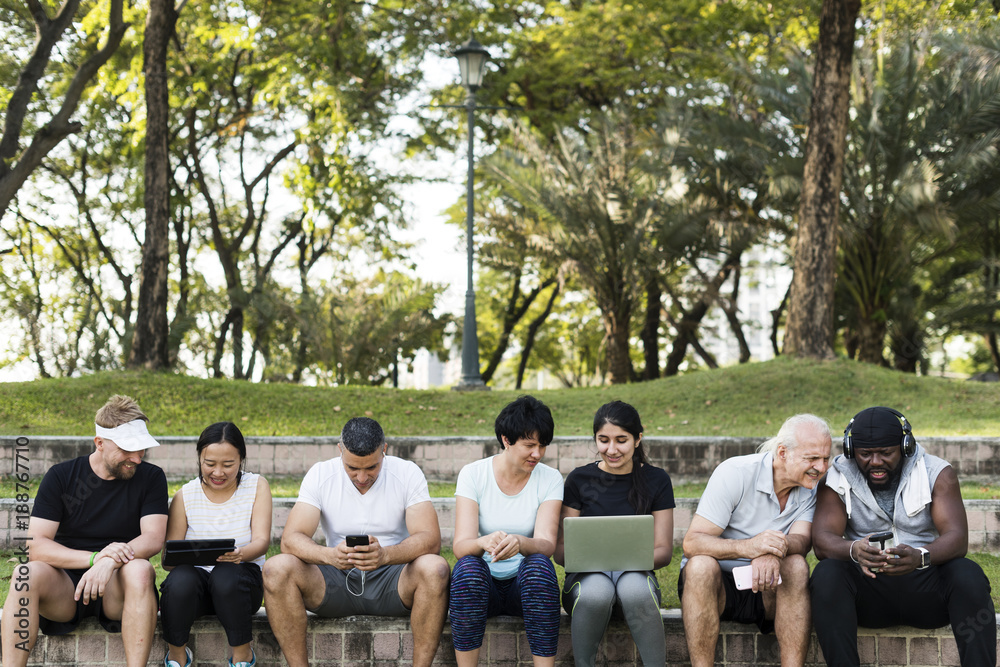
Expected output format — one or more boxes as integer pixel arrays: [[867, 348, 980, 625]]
[[5, 608, 994, 666]]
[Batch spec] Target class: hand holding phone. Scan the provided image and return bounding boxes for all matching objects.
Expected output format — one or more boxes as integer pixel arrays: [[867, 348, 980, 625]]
[[346, 534, 369, 548], [733, 564, 781, 591], [865, 531, 896, 573], [868, 530, 894, 551]]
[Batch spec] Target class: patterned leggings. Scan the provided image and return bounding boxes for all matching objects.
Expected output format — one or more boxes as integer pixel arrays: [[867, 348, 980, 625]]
[[449, 553, 560, 656]]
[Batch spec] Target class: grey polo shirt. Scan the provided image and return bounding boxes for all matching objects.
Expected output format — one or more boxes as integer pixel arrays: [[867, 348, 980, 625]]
[[682, 451, 817, 572]]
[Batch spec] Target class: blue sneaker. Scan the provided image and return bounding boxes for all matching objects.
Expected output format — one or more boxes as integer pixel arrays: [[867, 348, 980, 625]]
[[164, 646, 192, 667], [229, 648, 256, 667]]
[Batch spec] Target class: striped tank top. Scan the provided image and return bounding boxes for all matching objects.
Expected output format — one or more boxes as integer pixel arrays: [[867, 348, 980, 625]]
[[181, 471, 265, 571]]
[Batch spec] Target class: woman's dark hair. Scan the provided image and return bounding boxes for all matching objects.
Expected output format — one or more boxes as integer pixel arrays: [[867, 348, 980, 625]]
[[593, 401, 651, 514], [495, 395, 555, 449], [196, 421, 247, 487]]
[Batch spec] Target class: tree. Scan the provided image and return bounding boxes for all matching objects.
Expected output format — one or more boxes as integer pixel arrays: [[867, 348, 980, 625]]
[[783, 0, 861, 358], [909, 21, 1000, 373], [836, 35, 957, 366], [487, 112, 693, 383], [0, 0, 128, 220], [128, 0, 180, 370], [312, 271, 450, 385]]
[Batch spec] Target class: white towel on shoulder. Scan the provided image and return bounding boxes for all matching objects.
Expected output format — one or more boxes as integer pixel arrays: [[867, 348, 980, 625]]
[[825, 457, 932, 519], [825, 467, 854, 517], [900, 454, 932, 517]]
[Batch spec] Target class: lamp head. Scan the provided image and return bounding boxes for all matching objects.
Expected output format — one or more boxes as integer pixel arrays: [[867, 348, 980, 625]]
[[453, 35, 490, 91]]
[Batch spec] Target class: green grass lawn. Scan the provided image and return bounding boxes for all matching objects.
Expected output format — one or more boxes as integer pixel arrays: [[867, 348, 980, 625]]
[[3, 357, 1000, 437]]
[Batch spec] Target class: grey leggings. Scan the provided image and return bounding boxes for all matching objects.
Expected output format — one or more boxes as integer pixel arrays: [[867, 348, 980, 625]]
[[562, 571, 665, 667]]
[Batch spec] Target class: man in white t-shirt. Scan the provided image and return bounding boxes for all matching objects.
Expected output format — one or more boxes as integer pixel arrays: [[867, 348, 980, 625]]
[[263, 417, 450, 667]]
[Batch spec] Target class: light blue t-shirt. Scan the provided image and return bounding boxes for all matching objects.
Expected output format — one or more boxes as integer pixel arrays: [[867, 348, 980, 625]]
[[455, 456, 563, 579]]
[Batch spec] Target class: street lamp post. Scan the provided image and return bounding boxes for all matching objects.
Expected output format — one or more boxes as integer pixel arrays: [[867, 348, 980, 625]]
[[452, 36, 490, 391]]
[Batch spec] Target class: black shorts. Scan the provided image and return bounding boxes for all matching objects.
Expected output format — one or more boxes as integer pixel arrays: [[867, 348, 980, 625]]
[[677, 564, 774, 634], [39, 569, 113, 636], [38, 567, 158, 636]]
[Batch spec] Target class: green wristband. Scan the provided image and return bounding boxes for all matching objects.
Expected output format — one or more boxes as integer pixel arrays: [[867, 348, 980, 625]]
[[89, 551, 98, 567]]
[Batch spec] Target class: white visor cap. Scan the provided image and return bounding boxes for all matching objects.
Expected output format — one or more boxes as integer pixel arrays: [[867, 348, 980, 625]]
[[95, 419, 160, 452]]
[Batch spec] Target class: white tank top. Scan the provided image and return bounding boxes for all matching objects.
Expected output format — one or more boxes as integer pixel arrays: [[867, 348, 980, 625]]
[[181, 471, 265, 571]]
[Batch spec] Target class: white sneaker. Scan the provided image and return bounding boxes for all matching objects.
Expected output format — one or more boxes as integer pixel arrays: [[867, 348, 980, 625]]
[[229, 648, 256, 667], [163, 646, 192, 667]]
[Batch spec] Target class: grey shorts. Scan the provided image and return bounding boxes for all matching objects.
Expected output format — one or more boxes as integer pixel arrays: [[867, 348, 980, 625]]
[[311, 564, 409, 618]]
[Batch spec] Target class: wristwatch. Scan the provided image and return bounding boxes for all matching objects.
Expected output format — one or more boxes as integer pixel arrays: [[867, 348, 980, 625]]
[[917, 547, 930, 569]]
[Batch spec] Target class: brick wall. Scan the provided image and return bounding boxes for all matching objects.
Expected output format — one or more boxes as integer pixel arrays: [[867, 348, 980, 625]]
[[4, 610, 993, 667], [5, 435, 1000, 484], [5, 497, 1000, 551]]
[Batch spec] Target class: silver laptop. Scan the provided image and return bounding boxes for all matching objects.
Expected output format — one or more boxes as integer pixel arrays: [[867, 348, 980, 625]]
[[562, 515, 655, 573]]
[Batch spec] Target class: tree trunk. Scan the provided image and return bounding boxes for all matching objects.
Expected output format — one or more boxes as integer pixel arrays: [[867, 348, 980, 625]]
[[986, 332, 1000, 375], [213, 309, 237, 378], [783, 0, 860, 359], [986, 253, 1000, 374], [167, 207, 192, 366], [515, 281, 560, 389], [481, 273, 556, 385], [856, 317, 886, 366], [664, 248, 744, 376], [770, 285, 789, 358], [664, 301, 711, 376], [232, 308, 245, 379], [842, 327, 857, 359], [640, 275, 661, 380], [891, 318, 922, 373], [689, 331, 719, 369], [721, 264, 751, 364], [128, 0, 176, 370], [603, 307, 632, 385]]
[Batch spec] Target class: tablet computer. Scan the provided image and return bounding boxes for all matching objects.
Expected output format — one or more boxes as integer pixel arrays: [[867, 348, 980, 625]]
[[163, 539, 236, 567]]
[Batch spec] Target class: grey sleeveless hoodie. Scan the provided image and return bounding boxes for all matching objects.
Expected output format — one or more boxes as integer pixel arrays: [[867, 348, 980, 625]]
[[825, 443, 951, 549]]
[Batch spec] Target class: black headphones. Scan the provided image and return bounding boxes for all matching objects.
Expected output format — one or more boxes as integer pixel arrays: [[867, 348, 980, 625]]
[[843, 407, 916, 459]]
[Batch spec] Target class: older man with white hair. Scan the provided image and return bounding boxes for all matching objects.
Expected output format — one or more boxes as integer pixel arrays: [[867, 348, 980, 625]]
[[1, 395, 168, 667], [679, 414, 833, 667]]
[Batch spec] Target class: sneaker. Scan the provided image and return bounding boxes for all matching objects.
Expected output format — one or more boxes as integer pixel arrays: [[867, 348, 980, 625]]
[[229, 648, 256, 667], [164, 646, 192, 667]]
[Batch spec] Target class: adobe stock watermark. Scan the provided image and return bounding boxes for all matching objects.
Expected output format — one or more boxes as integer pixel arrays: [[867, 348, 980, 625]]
[[954, 605, 997, 645], [11, 436, 32, 652]]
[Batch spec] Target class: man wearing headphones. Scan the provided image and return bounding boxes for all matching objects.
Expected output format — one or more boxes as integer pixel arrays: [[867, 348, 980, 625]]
[[810, 406, 995, 666]]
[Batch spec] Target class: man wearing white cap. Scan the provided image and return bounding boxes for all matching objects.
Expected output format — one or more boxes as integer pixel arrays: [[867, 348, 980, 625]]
[[1, 395, 168, 667]]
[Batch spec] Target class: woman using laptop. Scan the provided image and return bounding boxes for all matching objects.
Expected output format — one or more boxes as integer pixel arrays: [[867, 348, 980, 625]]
[[556, 401, 675, 667], [449, 395, 563, 667], [159, 422, 272, 667]]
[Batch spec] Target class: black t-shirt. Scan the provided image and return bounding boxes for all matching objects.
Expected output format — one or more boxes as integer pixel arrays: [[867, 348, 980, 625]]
[[31, 456, 168, 551], [563, 461, 675, 516]]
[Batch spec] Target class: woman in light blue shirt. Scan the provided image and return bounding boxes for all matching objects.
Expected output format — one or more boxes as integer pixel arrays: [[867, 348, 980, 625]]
[[449, 396, 563, 667]]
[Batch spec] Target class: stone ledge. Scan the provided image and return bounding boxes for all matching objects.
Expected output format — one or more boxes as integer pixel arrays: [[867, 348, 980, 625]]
[[5, 435, 1000, 484], [4, 609, 997, 666]]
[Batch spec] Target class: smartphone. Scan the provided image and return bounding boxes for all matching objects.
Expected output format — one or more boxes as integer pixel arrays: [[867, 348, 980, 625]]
[[732, 564, 781, 591], [345, 534, 369, 548], [868, 531, 894, 550]]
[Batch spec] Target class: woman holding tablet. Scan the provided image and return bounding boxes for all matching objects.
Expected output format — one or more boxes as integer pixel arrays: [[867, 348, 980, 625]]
[[555, 401, 675, 667], [449, 396, 563, 667], [159, 422, 272, 667]]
